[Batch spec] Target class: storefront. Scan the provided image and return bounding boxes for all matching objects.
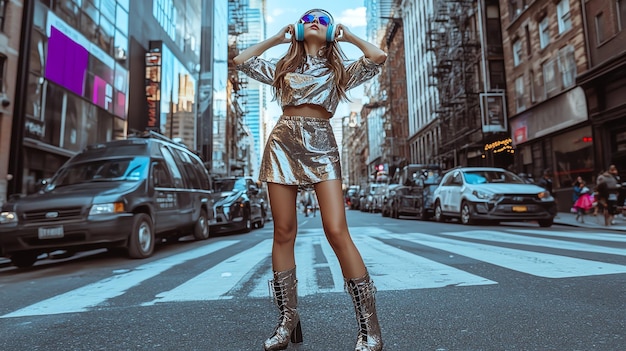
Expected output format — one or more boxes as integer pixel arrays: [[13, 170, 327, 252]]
[[509, 87, 592, 208]]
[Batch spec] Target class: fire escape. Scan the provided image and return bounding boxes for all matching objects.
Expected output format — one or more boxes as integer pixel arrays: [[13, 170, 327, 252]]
[[227, 0, 249, 176], [427, 0, 482, 168]]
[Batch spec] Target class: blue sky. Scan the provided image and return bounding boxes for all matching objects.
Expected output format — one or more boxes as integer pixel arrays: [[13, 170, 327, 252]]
[[263, 1, 370, 115]]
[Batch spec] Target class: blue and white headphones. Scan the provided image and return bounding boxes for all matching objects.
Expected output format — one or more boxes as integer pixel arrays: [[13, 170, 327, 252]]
[[294, 9, 337, 42]]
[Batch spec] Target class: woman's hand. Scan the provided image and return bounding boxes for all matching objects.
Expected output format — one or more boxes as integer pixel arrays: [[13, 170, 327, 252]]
[[334, 24, 352, 42], [275, 25, 294, 44]]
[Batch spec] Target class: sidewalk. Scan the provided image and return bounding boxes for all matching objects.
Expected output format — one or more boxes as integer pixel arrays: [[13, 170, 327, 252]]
[[554, 211, 626, 231]]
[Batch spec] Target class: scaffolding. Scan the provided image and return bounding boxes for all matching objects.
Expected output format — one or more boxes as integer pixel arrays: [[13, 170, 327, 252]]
[[426, 0, 482, 167]]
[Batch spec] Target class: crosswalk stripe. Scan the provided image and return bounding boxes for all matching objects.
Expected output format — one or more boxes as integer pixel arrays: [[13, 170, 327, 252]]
[[351, 234, 496, 290], [1, 240, 239, 318], [145, 240, 273, 303], [441, 230, 626, 256], [389, 233, 626, 278], [4, 227, 625, 319], [508, 229, 626, 242]]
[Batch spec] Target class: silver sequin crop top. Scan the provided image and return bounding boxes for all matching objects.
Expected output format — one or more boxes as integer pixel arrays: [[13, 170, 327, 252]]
[[236, 55, 382, 116]]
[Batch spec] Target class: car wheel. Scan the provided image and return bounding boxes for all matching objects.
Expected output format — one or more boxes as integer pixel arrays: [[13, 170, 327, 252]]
[[128, 213, 154, 259], [193, 209, 210, 240], [242, 209, 252, 233], [460, 201, 475, 225], [434, 201, 444, 222], [538, 219, 553, 227], [257, 213, 266, 228], [11, 252, 38, 268]]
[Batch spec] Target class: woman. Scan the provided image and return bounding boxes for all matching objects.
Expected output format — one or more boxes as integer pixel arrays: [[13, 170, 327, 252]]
[[573, 179, 593, 223], [233, 8, 386, 351]]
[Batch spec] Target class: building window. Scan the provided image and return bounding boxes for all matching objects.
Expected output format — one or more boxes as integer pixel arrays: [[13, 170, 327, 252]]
[[595, 12, 607, 44], [539, 16, 550, 49], [0, 0, 7, 32], [557, 0, 572, 34], [515, 75, 525, 112], [543, 59, 558, 97], [619, 0, 626, 31], [558, 45, 576, 88], [0, 55, 5, 92], [513, 39, 523, 66]]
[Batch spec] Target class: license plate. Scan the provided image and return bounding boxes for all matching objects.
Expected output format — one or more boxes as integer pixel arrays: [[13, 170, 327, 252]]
[[512, 205, 527, 212], [38, 226, 64, 239]]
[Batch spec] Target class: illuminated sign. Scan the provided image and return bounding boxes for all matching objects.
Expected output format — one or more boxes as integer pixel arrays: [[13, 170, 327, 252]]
[[145, 49, 162, 131]]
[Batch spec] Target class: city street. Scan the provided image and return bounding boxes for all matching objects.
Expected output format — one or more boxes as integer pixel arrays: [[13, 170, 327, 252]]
[[1, 209, 625, 350]]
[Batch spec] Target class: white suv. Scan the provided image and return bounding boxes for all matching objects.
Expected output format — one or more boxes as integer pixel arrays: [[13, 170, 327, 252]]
[[432, 167, 556, 227]]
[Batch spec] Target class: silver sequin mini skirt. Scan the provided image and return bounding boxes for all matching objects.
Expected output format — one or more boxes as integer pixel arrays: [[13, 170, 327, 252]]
[[259, 115, 341, 186]]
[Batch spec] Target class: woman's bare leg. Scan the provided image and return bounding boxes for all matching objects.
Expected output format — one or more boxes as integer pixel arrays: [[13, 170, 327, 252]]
[[267, 183, 299, 271], [314, 180, 367, 279]]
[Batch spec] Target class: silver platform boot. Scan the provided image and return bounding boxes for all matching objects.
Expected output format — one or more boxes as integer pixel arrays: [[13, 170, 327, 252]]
[[346, 272, 383, 351], [263, 266, 303, 351]]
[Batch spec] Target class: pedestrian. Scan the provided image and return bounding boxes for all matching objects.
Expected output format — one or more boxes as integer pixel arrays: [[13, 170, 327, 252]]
[[596, 165, 621, 226], [538, 168, 553, 194], [233, 8, 386, 351], [573, 179, 593, 223]]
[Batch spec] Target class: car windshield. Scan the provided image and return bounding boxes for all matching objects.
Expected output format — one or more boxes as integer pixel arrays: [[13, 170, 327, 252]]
[[47, 157, 149, 190], [463, 170, 525, 185], [214, 178, 247, 192], [422, 170, 442, 185]]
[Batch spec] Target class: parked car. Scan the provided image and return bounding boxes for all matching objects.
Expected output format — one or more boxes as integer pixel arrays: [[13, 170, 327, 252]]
[[432, 167, 557, 227], [360, 183, 385, 213], [346, 185, 360, 209], [211, 176, 266, 234], [381, 184, 402, 217], [419, 167, 443, 220], [389, 185, 423, 218], [0, 132, 215, 268]]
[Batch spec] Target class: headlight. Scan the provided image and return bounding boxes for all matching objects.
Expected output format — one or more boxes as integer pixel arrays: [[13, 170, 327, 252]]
[[0, 211, 18, 224], [89, 202, 125, 215], [538, 191, 554, 201], [472, 190, 498, 201]]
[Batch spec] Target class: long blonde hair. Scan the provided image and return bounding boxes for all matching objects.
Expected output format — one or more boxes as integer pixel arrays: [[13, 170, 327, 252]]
[[272, 33, 349, 101]]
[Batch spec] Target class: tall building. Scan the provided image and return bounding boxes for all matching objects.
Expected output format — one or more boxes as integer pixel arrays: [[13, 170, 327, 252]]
[[500, 0, 589, 198], [3, 1, 208, 200], [7, 1, 131, 197], [402, 0, 441, 165], [207, 0, 231, 176], [128, 0, 202, 150], [225, 0, 264, 177], [0, 0, 24, 204], [578, 0, 626, 174]]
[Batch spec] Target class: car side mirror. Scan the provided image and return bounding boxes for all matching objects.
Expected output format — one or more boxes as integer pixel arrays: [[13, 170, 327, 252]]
[[249, 185, 259, 194]]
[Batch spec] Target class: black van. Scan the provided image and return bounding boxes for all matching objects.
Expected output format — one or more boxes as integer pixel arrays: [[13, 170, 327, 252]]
[[0, 132, 214, 268]]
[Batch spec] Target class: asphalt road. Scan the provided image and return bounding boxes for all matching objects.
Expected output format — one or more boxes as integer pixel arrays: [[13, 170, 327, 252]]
[[1, 209, 625, 351]]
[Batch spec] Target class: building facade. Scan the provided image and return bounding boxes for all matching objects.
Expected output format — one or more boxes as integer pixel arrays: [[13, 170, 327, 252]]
[[501, 0, 590, 200], [402, 0, 441, 166], [0, 0, 23, 204], [577, 0, 626, 176]]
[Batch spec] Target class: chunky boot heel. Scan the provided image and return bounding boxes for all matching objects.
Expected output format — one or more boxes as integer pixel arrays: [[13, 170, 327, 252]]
[[263, 267, 302, 350], [290, 320, 303, 343], [346, 272, 383, 351]]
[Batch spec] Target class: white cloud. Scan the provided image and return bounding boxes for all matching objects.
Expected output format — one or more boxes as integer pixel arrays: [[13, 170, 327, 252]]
[[337, 7, 366, 28]]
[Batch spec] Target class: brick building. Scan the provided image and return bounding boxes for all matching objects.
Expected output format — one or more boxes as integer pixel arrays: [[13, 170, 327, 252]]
[[500, 0, 590, 204], [0, 0, 24, 204], [577, 0, 626, 176]]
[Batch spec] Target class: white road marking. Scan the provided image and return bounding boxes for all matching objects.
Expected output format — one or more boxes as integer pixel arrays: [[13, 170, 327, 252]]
[[145, 240, 272, 303], [389, 233, 626, 278], [1, 240, 239, 318], [508, 229, 626, 242], [441, 230, 626, 256]]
